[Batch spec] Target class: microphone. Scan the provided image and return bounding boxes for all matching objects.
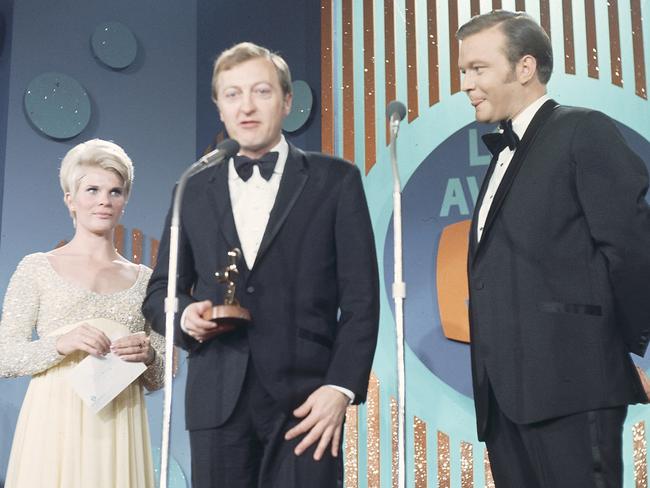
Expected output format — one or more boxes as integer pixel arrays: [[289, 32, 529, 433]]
[[198, 138, 240, 167], [386, 100, 407, 124]]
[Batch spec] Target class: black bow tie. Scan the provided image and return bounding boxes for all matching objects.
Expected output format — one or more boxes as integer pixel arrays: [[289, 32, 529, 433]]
[[233, 152, 279, 181], [481, 120, 520, 157]]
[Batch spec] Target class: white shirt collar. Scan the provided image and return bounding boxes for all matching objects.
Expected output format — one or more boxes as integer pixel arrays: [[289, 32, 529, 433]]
[[511, 94, 550, 140], [228, 135, 289, 181]]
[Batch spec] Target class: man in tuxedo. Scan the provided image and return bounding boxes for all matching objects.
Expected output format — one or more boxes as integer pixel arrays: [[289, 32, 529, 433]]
[[457, 11, 650, 487], [143, 42, 379, 487]]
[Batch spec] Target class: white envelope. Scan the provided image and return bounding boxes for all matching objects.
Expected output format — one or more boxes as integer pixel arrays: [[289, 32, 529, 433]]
[[61, 318, 147, 414]]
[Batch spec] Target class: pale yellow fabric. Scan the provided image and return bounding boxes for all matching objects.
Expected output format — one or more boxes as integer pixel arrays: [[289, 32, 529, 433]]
[[1, 255, 162, 488]]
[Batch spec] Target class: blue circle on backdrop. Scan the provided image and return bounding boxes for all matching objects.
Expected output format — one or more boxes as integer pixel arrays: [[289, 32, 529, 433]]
[[283, 80, 313, 132], [384, 119, 650, 398], [91, 21, 137, 69], [24, 72, 91, 139]]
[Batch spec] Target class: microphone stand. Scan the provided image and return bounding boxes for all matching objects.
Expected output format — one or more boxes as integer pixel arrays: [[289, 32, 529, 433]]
[[388, 105, 407, 488], [159, 140, 238, 488]]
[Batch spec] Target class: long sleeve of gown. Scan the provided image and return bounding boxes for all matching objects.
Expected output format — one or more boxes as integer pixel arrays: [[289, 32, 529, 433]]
[[0, 255, 64, 377], [141, 324, 165, 391]]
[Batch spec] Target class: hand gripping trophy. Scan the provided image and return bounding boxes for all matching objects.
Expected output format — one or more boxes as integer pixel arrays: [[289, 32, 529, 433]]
[[201, 248, 251, 327]]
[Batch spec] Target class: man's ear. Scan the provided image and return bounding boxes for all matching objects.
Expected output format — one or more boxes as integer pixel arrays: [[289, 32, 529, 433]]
[[517, 54, 538, 85], [283, 92, 293, 117]]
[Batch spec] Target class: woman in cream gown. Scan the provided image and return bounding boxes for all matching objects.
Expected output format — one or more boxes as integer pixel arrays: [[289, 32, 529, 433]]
[[0, 139, 164, 488]]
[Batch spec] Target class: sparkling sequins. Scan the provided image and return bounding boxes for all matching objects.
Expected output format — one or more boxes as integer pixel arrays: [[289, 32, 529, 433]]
[[0, 253, 164, 390]]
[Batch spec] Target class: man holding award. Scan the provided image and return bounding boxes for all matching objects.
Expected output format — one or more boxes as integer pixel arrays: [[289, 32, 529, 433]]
[[143, 42, 379, 487]]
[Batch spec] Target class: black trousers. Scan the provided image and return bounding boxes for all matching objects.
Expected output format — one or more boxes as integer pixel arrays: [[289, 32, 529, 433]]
[[189, 361, 342, 488], [485, 388, 627, 488]]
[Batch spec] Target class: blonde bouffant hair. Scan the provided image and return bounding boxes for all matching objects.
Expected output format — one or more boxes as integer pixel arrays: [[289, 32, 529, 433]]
[[59, 139, 134, 200]]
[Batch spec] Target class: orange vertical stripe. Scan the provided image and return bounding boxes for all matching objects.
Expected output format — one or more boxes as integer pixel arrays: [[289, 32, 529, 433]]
[[584, 0, 599, 79], [150, 239, 159, 268], [342, 0, 355, 162], [492, 0, 502, 9], [631, 0, 648, 99], [385, 0, 396, 144], [428, 0, 440, 106], [449, 0, 460, 94], [540, 0, 551, 36], [131, 228, 143, 264], [321, 0, 334, 154], [608, 0, 623, 87], [363, 0, 376, 174], [515, 0, 526, 11], [114, 224, 124, 255], [406, 0, 419, 122], [563, 0, 576, 74], [470, 0, 480, 16]]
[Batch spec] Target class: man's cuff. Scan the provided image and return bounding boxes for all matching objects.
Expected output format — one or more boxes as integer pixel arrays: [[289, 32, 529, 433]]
[[180, 307, 190, 334], [327, 384, 355, 404]]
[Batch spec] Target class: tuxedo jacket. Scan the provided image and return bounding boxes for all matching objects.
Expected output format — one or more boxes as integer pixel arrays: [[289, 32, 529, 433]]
[[468, 100, 650, 440], [143, 144, 379, 431]]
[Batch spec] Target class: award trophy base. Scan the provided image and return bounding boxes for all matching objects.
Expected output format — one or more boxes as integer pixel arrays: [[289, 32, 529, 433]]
[[202, 304, 251, 328]]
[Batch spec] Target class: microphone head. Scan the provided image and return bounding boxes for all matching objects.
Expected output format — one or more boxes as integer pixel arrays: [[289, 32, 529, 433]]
[[386, 100, 407, 121], [216, 138, 240, 159]]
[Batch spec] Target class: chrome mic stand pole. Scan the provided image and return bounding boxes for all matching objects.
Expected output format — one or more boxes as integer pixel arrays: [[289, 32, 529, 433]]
[[387, 100, 407, 488], [159, 139, 239, 488]]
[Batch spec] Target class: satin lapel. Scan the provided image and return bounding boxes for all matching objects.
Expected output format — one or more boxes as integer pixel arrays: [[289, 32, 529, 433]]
[[205, 162, 242, 253], [474, 100, 559, 257], [469, 155, 499, 260], [253, 144, 309, 269]]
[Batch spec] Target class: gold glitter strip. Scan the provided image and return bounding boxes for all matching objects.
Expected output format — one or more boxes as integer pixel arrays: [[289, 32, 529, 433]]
[[344, 405, 359, 488], [438, 430, 450, 488], [391, 397, 399, 488], [367, 373, 380, 487], [131, 228, 143, 264], [460, 441, 473, 488], [484, 448, 495, 488], [414, 417, 428, 488], [114, 224, 125, 255], [633, 421, 648, 488]]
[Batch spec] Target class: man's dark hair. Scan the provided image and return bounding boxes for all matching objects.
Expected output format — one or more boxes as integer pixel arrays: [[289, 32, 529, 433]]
[[456, 10, 553, 84]]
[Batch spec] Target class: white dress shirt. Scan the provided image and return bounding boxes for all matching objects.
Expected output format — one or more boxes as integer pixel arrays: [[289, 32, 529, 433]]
[[476, 94, 550, 242], [229, 137, 288, 269]]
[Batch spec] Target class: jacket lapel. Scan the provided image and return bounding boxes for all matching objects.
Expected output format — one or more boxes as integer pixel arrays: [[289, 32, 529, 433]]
[[205, 161, 242, 253], [472, 99, 558, 261], [252, 143, 309, 269]]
